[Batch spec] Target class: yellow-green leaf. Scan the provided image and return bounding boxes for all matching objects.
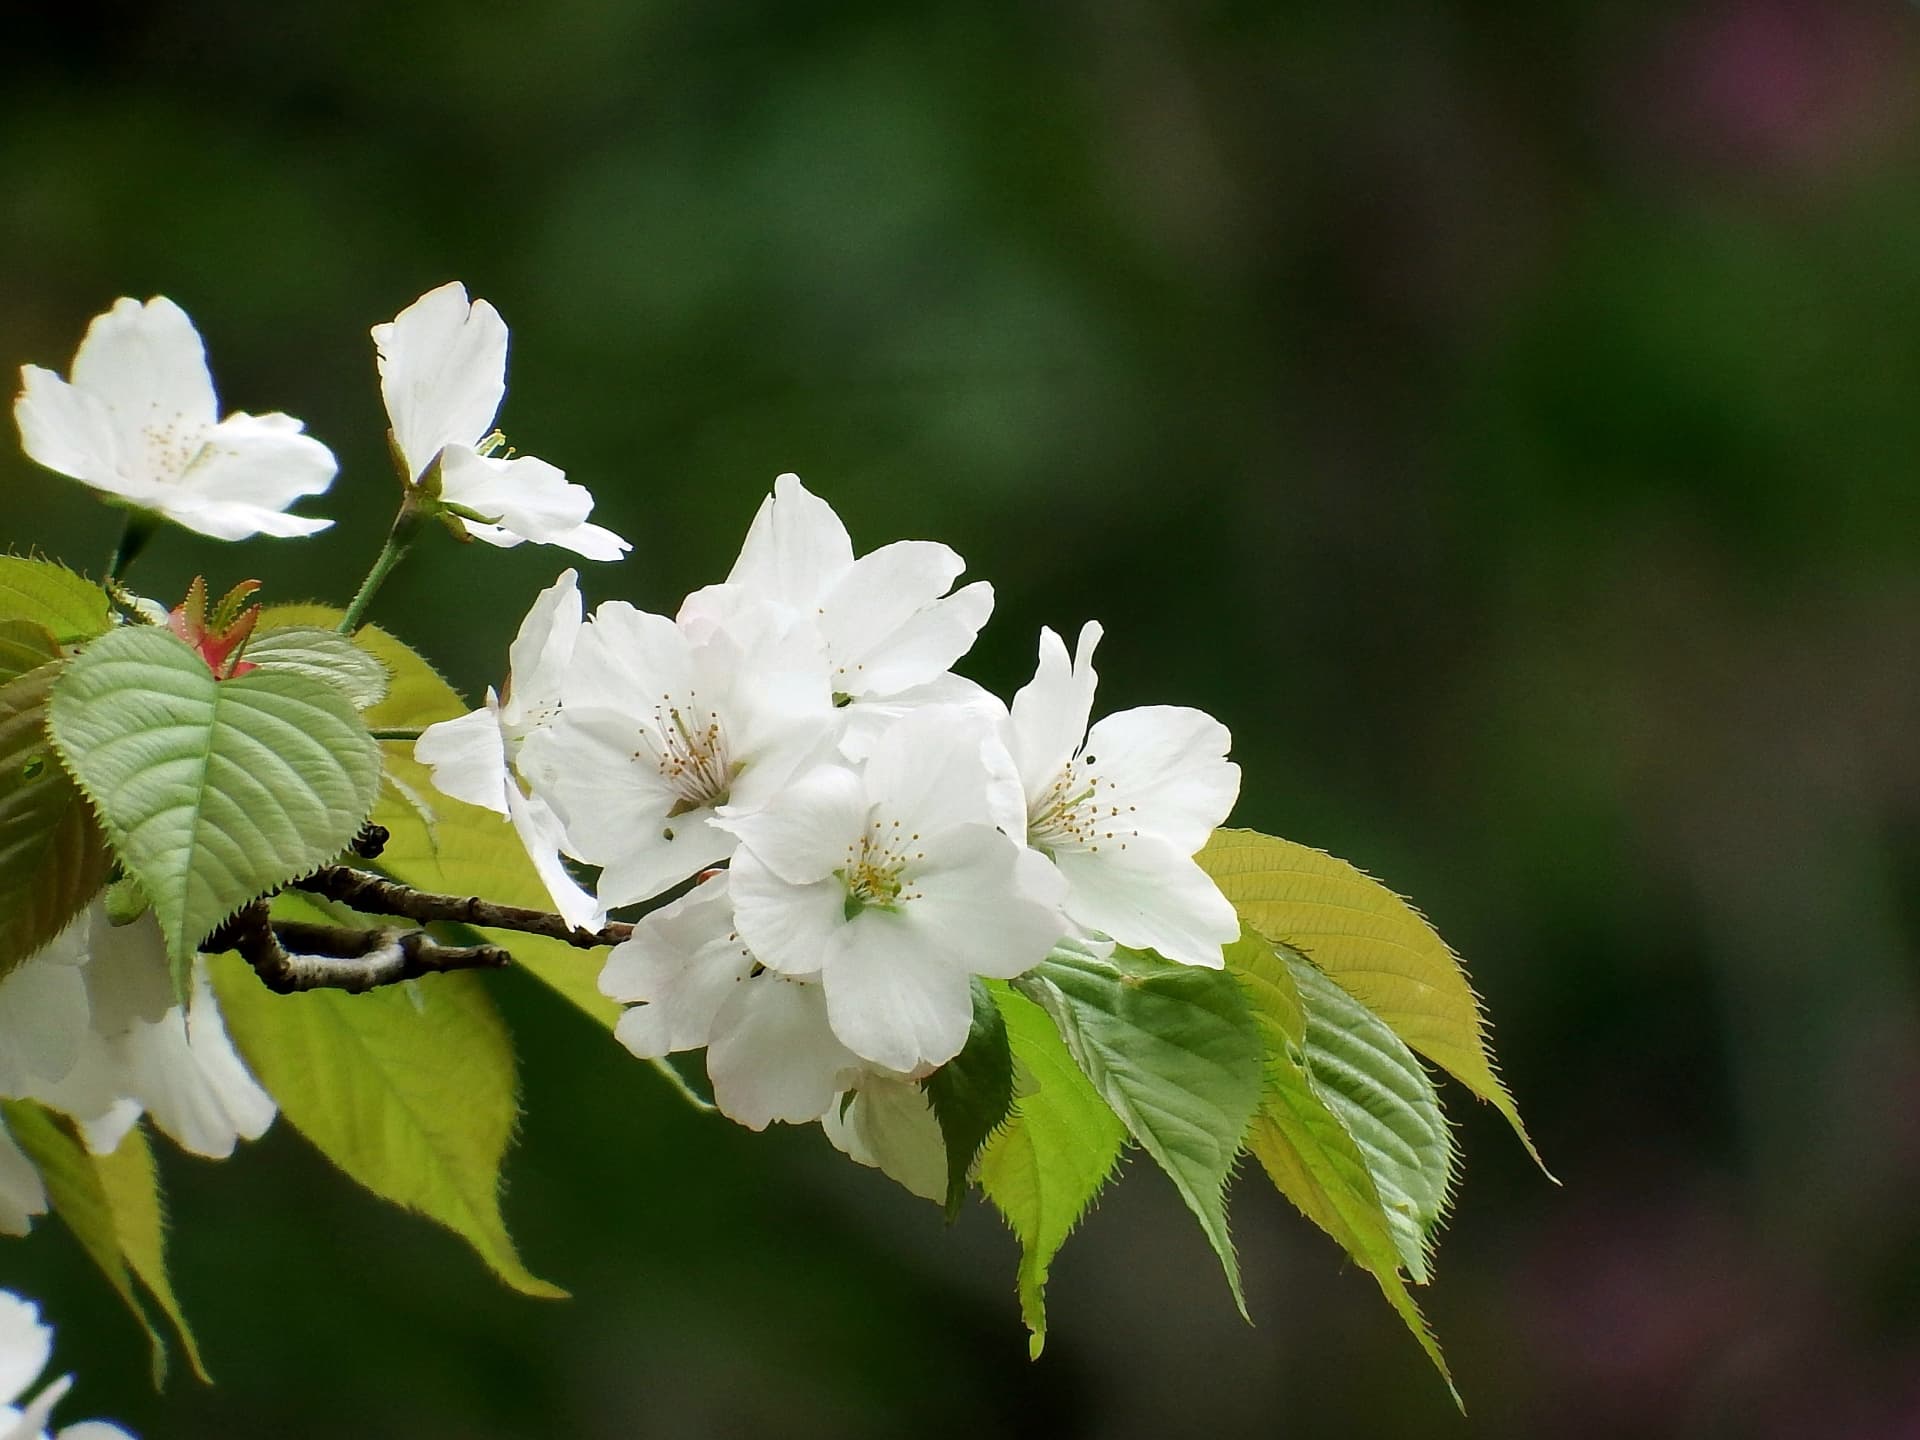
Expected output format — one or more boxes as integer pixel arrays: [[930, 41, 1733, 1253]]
[[209, 951, 565, 1299], [0, 556, 110, 644], [1199, 828, 1544, 1172], [976, 984, 1126, 1357], [0, 1100, 169, 1386], [94, 1122, 210, 1382]]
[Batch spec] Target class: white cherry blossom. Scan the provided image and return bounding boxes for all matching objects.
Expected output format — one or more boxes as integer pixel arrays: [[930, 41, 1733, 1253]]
[[415, 571, 597, 927], [720, 474, 993, 701], [720, 705, 1066, 1073], [519, 594, 837, 912], [999, 622, 1241, 967], [15, 296, 336, 541], [0, 1290, 134, 1440], [373, 282, 628, 560], [599, 876, 865, 1130]]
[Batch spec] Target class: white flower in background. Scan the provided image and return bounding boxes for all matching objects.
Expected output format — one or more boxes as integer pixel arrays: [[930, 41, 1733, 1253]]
[[519, 594, 837, 913], [0, 1123, 45, 1240], [720, 705, 1066, 1073], [0, 1290, 134, 1440], [14, 297, 337, 542], [715, 474, 993, 701], [0, 904, 274, 1195], [821, 1075, 948, 1203], [374, 282, 628, 561], [415, 571, 598, 927], [598, 875, 863, 1130], [998, 622, 1240, 967]]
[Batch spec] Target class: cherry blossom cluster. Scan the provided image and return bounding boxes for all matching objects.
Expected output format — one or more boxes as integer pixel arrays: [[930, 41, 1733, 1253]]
[[417, 477, 1240, 1194], [0, 1289, 131, 1439], [0, 904, 274, 1236]]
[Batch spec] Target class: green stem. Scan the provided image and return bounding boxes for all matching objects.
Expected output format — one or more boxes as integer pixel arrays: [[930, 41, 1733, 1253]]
[[105, 511, 157, 586], [338, 507, 424, 635]]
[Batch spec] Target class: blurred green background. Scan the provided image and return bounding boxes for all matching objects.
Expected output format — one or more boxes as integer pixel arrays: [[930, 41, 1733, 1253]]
[[5, 1, 1919, 1435]]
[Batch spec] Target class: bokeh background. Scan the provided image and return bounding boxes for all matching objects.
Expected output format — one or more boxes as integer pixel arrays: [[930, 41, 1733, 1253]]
[[4, 2, 1919, 1435]]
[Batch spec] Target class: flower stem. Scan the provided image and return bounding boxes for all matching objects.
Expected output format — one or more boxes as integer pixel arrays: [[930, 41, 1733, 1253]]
[[338, 505, 424, 635], [104, 511, 157, 586]]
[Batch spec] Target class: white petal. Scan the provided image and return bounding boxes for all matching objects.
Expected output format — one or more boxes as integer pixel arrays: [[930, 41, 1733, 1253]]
[[903, 828, 1066, 979], [596, 814, 733, 913], [503, 569, 582, 736], [8, 1373, 71, 1440], [600, 875, 750, 1050], [119, 961, 275, 1158], [373, 282, 504, 478], [0, 1126, 47, 1239], [539, 519, 630, 562], [707, 977, 859, 1130], [55, 1423, 138, 1440], [859, 705, 998, 838], [437, 448, 593, 544], [1053, 837, 1238, 967], [563, 603, 693, 710], [0, 951, 88, 1096], [716, 764, 867, 886], [1081, 705, 1239, 855], [815, 540, 966, 692], [1010, 622, 1102, 803], [77, 909, 171, 1037], [505, 785, 602, 931], [725, 472, 854, 606], [164, 411, 336, 539], [415, 701, 511, 815], [727, 848, 846, 978], [822, 913, 974, 1071], [843, 579, 994, 698], [13, 366, 124, 497], [70, 296, 218, 453], [821, 1076, 947, 1201]]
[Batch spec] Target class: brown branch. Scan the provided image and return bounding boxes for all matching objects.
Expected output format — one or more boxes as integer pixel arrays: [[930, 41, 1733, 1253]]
[[208, 901, 512, 994], [291, 865, 633, 949]]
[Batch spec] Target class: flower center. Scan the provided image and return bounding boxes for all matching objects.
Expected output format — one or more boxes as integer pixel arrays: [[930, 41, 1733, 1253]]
[[142, 415, 210, 484], [638, 693, 734, 816], [838, 820, 925, 918], [1028, 755, 1138, 856]]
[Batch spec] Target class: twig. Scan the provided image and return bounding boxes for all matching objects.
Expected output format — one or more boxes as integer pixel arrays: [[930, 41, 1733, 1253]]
[[291, 865, 633, 949], [208, 902, 512, 994]]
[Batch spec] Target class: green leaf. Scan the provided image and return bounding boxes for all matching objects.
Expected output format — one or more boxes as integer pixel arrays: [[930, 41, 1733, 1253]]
[[0, 556, 110, 644], [0, 1100, 169, 1386], [47, 626, 382, 990], [1198, 828, 1545, 1173], [260, 604, 618, 1031], [0, 660, 112, 978], [244, 626, 391, 709], [1227, 936, 1460, 1409], [1291, 951, 1454, 1283], [1013, 944, 1263, 1319], [977, 984, 1126, 1357], [93, 1122, 211, 1382], [0, 620, 61, 684], [208, 950, 565, 1299], [921, 978, 1016, 1220]]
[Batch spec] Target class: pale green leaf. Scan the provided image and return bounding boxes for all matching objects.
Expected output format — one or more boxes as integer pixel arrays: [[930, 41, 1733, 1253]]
[[261, 604, 618, 1031], [47, 627, 382, 988], [1198, 828, 1545, 1173], [921, 978, 1015, 1220], [244, 626, 390, 709], [0, 1100, 168, 1386], [0, 660, 112, 977], [1228, 930, 1460, 1407], [0, 556, 110, 644], [208, 950, 565, 1299], [1013, 944, 1262, 1318], [976, 984, 1126, 1357], [1291, 951, 1455, 1283], [93, 1122, 210, 1382]]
